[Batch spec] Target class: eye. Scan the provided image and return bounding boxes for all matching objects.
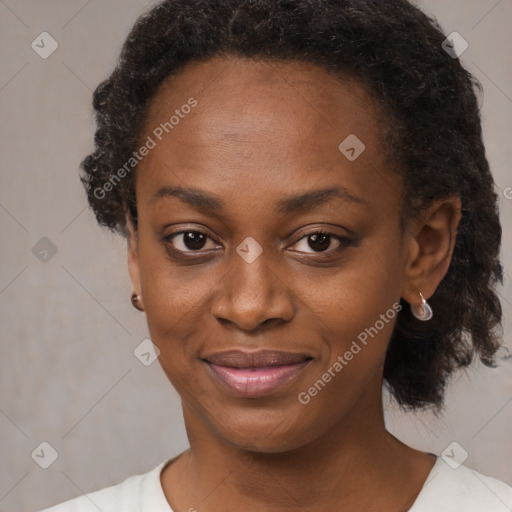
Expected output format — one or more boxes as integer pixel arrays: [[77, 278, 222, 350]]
[[164, 230, 219, 253], [289, 231, 351, 255], [162, 227, 354, 260]]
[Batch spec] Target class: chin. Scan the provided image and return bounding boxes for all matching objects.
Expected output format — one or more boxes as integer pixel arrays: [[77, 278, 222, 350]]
[[204, 403, 325, 454]]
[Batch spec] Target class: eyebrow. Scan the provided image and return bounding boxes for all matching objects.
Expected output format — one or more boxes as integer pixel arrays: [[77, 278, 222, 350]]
[[151, 185, 367, 214]]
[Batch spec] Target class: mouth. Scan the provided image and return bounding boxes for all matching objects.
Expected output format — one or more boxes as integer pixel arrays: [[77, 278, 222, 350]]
[[202, 350, 313, 398]]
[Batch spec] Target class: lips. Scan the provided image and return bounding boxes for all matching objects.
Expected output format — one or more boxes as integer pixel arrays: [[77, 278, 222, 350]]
[[204, 350, 312, 368], [203, 350, 313, 398]]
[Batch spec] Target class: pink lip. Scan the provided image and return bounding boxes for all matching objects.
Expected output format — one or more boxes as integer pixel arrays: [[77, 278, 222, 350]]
[[202, 350, 313, 398]]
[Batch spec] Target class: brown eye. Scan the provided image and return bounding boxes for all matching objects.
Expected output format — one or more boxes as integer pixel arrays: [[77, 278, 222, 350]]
[[290, 231, 351, 254], [164, 230, 217, 253], [306, 233, 331, 252]]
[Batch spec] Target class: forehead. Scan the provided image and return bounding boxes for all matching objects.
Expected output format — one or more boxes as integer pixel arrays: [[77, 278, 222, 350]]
[[136, 55, 399, 216]]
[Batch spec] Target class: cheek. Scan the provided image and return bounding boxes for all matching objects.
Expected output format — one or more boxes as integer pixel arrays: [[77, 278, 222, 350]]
[[136, 234, 216, 360], [294, 290, 400, 421], [300, 235, 402, 337], [295, 232, 403, 387]]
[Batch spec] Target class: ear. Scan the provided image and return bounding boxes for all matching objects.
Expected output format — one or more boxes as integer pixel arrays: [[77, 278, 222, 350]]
[[401, 196, 462, 307], [126, 210, 144, 309]]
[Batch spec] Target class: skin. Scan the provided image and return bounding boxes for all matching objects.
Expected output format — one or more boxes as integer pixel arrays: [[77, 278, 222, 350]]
[[126, 55, 462, 512]]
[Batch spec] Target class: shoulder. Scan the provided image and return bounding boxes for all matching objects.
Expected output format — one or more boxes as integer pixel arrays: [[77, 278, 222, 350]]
[[411, 457, 512, 512], [38, 472, 145, 512], [37, 459, 173, 512]]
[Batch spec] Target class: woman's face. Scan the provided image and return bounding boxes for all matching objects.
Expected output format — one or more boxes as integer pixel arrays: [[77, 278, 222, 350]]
[[129, 55, 414, 452]]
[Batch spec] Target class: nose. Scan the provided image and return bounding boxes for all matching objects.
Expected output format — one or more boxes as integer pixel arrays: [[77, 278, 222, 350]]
[[210, 245, 295, 331]]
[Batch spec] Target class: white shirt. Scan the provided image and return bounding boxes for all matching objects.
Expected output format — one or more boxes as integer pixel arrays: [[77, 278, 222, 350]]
[[39, 454, 512, 511]]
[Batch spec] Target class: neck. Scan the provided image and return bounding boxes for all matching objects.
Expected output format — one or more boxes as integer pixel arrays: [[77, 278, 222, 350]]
[[162, 379, 434, 512]]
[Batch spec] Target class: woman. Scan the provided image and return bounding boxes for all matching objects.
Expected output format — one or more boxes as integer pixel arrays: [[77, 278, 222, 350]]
[[41, 0, 512, 510]]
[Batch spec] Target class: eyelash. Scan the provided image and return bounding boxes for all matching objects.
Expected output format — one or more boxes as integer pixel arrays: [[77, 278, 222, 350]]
[[162, 228, 354, 260]]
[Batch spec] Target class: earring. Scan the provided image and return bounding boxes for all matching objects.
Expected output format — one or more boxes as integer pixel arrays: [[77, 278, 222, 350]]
[[131, 293, 144, 312], [411, 292, 433, 321]]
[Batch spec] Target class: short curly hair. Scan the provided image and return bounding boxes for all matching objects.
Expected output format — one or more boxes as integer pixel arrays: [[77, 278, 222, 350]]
[[80, 0, 504, 411]]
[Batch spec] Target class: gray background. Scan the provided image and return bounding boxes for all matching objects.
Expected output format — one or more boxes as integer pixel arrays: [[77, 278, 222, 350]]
[[0, 1, 511, 511]]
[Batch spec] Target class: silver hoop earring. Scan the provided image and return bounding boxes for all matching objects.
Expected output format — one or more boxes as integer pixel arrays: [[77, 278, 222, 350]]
[[411, 292, 433, 321]]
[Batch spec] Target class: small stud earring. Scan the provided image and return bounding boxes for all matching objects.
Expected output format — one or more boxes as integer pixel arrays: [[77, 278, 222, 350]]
[[131, 293, 144, 312], [411, 292, 433, 321]]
